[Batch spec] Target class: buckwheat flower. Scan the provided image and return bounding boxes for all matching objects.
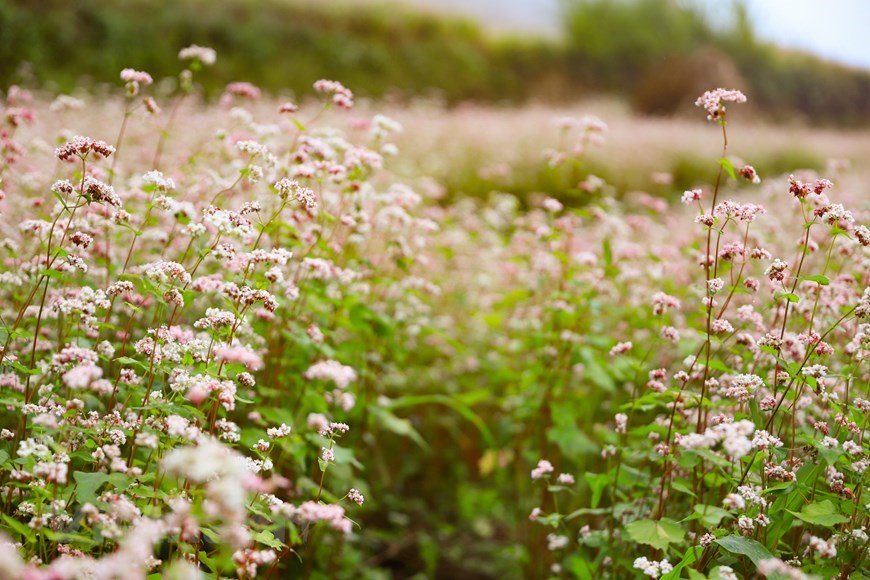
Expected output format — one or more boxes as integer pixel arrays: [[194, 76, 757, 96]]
[[327, 422, 350, 436], [699, 533, 715, 547], [70, 231, 93, 248], [609, 341, 632, 357], [661, 326, 680, 342], [304, 360, 357, 389], [144, 96, 161, 115], [233, 548, 276, 579], [179, 44, 217, 66], [695, 213, 715, 227], [711, 319, 733, 335], [788, 175, 813, 199], [681, 188, 702, 204], [556, 473, 575, 485], [530, 459, 554, 480], [267, 424, 291, 439], [820, 436, 838, 448], [542, 197, 563, 213], [843, 440, 861, 455], [764, 258, 788, 282], [63, 364, 102, 389], [141, 170, 175, 192], [738, 165, 761, 183], [106, 280, 135, 297], [135, 432, 158, 449], [723, 493, 745, 510], [855, 225, 870, 246], [695, 88, 746, 121], [84, 176, 121, 206], [757, 559, 808, 579], [321, 447, 335, 463], [120, 68, 153, 86], [614, 413, 628, 434], [547, 534, 569, 551], [314, 79, 354, 109], [813, 178, 833, 194], [163, 288, 183, 307], [224, 82, 261, 100], [50, 94, 85, 112], [752, 430, 783, 451], [651, 292, 680, 315], [55, 136, 115, 161], [278, 101, 299, 114], [18, 438, 51, 459], [347, 488, 365, 506], [816, 203, 854, 226], [802, 364, 827, 379], [633, 557, 672, 578], [293, 501, 351, 533], [722, 431, 752, 458], [735, 203, 765, 221], [214, 345, 263, 373], [142, 260, 191, 285], [807, 535, 836, 558], [708, 278, 725, 294]]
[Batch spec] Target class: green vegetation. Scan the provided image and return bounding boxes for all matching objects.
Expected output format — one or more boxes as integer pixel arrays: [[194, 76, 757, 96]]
[[1, 0, 869, 124]]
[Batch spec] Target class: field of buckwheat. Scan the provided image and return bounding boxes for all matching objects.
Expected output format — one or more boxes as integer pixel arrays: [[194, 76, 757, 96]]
[[0, 47, 869, 579]]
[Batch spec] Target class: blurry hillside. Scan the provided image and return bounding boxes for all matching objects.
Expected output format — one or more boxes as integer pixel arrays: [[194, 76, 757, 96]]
[[1, 0, 869, 124]]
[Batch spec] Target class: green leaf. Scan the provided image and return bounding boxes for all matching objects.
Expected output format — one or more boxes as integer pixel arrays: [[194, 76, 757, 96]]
[[52, 189, 71, 211], [625, 518, 684, 551], [670, 479, 696, 497], [584, 473, 610, 509], [548, 404, 597, 457], [661, 547, 699, 580], [774, 291, 800, 303], [801, 275, 829, 285], [2, 514, 33, 540], [692, 504, 731, 527], [73, 471, 110, 504], [787, 499, 849, 527], [9, 361, 39, 375], [602, 238, 613, 269], [718, 157, 736, 180], [707, 359, 731, 373], [387, 394, 494, 447], [252, 529, 285, 550], [714, 535, 773, 565], [371, 408, 430, 452]]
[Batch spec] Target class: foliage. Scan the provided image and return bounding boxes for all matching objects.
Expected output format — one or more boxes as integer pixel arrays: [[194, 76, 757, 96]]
[[1, 0, 870, 124], [0, 49, 868, 578]]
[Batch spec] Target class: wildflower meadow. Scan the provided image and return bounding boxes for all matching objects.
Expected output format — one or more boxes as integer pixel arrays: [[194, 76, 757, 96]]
[[0, 47, 868, 579]]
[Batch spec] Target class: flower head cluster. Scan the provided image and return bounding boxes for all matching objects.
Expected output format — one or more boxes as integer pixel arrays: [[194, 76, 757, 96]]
[[695, 88, 747, 121], [179, 44, 217, 66], [55, 136, 115, 161], [313, 79, 354, 109]]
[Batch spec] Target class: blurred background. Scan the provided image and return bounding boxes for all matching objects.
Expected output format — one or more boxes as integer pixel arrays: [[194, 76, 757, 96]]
[[2, 0, 869, 125]]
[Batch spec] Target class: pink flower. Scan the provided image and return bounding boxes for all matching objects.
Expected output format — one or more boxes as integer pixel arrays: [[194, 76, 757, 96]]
[[531, 459, 554, 480], [695, 88, 747, 121], [215, 346, 263, 372]]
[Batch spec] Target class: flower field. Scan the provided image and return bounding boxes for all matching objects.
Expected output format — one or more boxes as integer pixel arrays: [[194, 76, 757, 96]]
[[0, 51, 868, 578]]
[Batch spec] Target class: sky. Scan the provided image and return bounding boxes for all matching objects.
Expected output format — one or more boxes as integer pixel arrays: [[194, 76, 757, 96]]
[[405, 0, 870, 71]]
